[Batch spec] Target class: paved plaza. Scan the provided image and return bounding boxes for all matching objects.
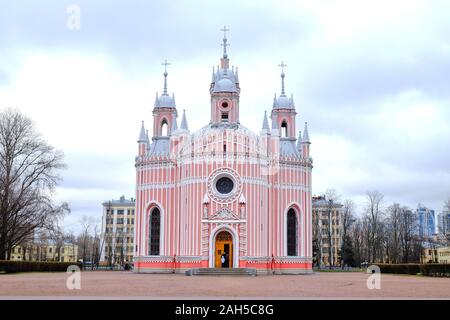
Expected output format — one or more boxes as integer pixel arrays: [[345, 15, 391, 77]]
[[1, 271, 450, 299]]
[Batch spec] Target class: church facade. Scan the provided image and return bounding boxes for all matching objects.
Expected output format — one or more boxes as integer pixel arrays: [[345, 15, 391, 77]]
[[133, 30, 313, 274]]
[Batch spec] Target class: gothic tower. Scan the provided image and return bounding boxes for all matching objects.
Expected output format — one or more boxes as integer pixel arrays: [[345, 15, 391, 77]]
[[210, 26, 240, 125]]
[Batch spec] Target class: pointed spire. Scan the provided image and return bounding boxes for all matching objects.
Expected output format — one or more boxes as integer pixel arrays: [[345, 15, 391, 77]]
[[161, 59, 170, 95], [273, 93, 278, 108], [290, 94, 295, 107], [302, 122, 310, 143], [203, 193, 210, 204], [278, 61, 287, 96], [220, 25, 230, 59], [297, 131, 302, 149], [172, 93, 176, 105], [138, 121, 147, 142], [171, 113, 178, 132], [146, 130, 149, 141], [180, 109, 189, 130], [262, 111, 270, 130], [212, 66, 215, 82], [235, 67, 239, 83], [154, 92, 159, 107], [239, 193, 246, 204]]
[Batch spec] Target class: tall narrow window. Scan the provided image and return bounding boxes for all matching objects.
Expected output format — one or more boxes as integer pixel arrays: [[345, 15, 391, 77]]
[[161, 120, 168, 136], [281, 121, 288, 138], [149, 208, 160, 255], [287, 208, 297, 256]]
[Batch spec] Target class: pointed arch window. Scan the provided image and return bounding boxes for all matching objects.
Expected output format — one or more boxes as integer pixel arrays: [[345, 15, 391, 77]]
[[161, 120, 168, 136], [287, 208, 298, 256], [281, 121, 288, 138], [149, 208, 160, 255]]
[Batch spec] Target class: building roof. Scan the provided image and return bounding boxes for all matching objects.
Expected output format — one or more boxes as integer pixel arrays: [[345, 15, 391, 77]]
[[102, 195, 135, 207]]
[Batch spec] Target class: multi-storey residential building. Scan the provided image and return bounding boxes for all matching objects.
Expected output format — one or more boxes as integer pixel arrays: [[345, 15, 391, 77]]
[[10, 243, 78, 262], [417, 204, 437, 238], [312, 195, 343, 267], [100, 196, 135, 266]]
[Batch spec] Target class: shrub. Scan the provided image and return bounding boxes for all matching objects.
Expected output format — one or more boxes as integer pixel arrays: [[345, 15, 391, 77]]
[[375, 263, 450, 277], [0, 260, 82, 273]]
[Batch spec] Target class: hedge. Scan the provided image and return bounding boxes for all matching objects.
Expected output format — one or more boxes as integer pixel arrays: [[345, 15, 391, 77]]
[[375, 263, 450, 277], [0, 260, 82, 273]]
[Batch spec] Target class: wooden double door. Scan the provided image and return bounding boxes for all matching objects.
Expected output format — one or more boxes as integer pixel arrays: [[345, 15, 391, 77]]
[[214, 231, 233, 268]]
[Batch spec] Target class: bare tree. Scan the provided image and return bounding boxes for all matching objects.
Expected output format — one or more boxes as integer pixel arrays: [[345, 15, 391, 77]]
[[324, 189, 340, 268], [386, 203, 402, 264], [364, 190, 384, 263], [341, 199, 355, 268], [444, 198, 450, 212], [0, 108, 68, 260], [398, 207, 418, 263]]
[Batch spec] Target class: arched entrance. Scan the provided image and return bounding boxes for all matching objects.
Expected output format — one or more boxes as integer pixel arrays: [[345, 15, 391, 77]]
[[214, 231, 233, 268]]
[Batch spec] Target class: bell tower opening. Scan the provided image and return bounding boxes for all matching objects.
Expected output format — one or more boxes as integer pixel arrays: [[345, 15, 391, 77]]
[[161, 120, 168, 136], [281, 120, 288, 138]]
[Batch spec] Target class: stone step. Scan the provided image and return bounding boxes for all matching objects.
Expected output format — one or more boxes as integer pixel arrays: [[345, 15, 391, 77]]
[[186, 268, 257, 276]]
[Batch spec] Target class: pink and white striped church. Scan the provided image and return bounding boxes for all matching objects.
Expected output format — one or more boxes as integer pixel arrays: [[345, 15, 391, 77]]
[[134, 28, 313, 274]]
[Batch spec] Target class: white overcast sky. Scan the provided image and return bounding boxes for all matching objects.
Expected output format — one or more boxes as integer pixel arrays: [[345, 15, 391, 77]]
[[1, 0, 449, 234]]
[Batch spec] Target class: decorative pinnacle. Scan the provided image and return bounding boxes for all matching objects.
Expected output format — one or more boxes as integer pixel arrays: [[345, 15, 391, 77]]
[[220, 26, 230, 59], [162, 59, 170, 95], [302, 122, 310, 143], [180, 109, 189, 130], [138, 121, 147, 142], [278, 61, 287, 96], [262, 110, 270, 130]]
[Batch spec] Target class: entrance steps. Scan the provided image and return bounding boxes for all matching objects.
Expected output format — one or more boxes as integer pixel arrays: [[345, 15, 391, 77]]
[[185, 268, 257, 276]]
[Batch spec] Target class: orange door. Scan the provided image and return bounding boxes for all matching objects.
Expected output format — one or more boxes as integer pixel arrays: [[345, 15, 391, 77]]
[[214, 231, 233, 268]]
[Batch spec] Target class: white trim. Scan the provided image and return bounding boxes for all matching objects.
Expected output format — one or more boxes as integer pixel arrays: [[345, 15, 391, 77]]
[[144, 200, 165, 256], [202, 219, 246, 223], [283, 202, 302, 257], [208, 225, 240, 268]]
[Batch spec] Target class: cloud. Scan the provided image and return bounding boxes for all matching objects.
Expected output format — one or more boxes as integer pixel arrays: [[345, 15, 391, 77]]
[[1, 0, 450, 232]]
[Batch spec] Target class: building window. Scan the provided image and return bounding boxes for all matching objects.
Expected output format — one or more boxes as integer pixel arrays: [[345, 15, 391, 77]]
[[117, 210, 124, 215], [216, 176, 234, 194], [161, 120, 168, 136], [117, 218, 124, 224], [49, 248, 52, 253], [281, 121, 288, 137], [287, 208, 298, 256], [149, 208, 161, 255], [221, 112, 229, 121]]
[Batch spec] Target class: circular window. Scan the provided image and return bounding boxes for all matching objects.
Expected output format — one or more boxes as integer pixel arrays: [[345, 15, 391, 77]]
[[221, 101, 228, 108], [207, 168, 242, 204], [216, 177, 234, 194]]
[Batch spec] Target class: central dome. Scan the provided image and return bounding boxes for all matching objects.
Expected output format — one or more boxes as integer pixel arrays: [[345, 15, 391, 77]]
[[214, 78, 236, 93]]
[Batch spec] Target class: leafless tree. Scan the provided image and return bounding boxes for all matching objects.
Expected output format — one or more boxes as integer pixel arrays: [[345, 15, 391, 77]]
[[386, 203, 402, 263], [364, 190, 384, 263], [398, 207, 418, 263], [0, 108, 68, 260], [444, 198, 450, 211], [324, 189, 340, 268], [341, 199, 355, 268]]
